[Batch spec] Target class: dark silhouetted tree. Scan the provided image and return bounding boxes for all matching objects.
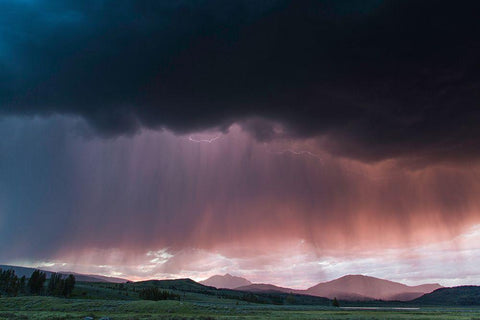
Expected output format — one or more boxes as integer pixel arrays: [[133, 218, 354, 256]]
[[0, 268, 20, 297], [332, 297, 340, 307], [47, 273, 63, 296], [28, 270, 46, 295], [63, 274, 75, 297], [19, 276, 26, 294], [47, 273, 75, 297]]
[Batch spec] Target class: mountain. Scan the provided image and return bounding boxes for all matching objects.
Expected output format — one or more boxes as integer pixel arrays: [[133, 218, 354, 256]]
[[0, 264, 127, 283], [412, 286, 480, 305], [305, 275, 442, 301], [235, 283, 295, 293], [199, 274, 252, 289]]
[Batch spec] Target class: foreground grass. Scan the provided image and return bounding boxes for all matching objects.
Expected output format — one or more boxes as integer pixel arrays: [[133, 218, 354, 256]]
[[1, 296, 480, 320]]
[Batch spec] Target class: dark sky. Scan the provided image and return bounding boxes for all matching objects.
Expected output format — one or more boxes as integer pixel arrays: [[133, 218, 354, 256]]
[[2, 0, 480, 162], [1, 0, 480, 286]]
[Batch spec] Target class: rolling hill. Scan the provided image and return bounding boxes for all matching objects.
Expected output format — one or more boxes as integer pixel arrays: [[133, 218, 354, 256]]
[[235, 283, 295, 293], [412, 286, 480, 305]]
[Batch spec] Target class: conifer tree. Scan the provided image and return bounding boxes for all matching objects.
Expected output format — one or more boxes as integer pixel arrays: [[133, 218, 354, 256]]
[[332, 297, 340, 307], [28, 270, 46, 295]]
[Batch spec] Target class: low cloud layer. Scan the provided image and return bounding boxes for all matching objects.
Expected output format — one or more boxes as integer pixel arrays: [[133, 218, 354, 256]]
[[17, 224, 480, 288], [1, 1, 480, 163]]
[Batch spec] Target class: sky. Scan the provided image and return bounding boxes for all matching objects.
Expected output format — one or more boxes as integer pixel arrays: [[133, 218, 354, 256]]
[[1, 0, 480, 288]]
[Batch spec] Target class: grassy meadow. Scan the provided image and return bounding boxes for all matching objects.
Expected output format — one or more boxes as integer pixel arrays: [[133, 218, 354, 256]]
[[2, 296, 480, 320]]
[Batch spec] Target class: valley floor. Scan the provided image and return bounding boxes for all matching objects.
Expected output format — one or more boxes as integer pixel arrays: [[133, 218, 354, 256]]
[[1, 296, 480, 320]]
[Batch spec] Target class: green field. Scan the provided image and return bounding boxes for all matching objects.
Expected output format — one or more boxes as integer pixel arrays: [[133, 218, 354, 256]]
[[2, 296, 480, 320], [1, 280, 480, 320]]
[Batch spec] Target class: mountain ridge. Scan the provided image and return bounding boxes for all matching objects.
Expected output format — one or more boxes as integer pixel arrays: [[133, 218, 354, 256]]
[[0, 264, 127, 283]]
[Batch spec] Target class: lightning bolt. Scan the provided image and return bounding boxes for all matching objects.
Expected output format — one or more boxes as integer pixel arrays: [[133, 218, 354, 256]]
[[187, 135, 221, 143]]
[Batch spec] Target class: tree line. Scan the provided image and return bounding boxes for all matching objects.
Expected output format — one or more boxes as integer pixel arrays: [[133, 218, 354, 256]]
[[138, 287, 180, 301], [0, 268, 75, 297]]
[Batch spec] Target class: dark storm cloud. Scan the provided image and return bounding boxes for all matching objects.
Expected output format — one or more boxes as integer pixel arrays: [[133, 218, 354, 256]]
[[1, 0, 480, 162]]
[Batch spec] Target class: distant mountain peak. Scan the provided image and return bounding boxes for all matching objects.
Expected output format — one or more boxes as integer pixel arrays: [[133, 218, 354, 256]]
[[338, 274, 375, 280], [199, 273, 252, 289]]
